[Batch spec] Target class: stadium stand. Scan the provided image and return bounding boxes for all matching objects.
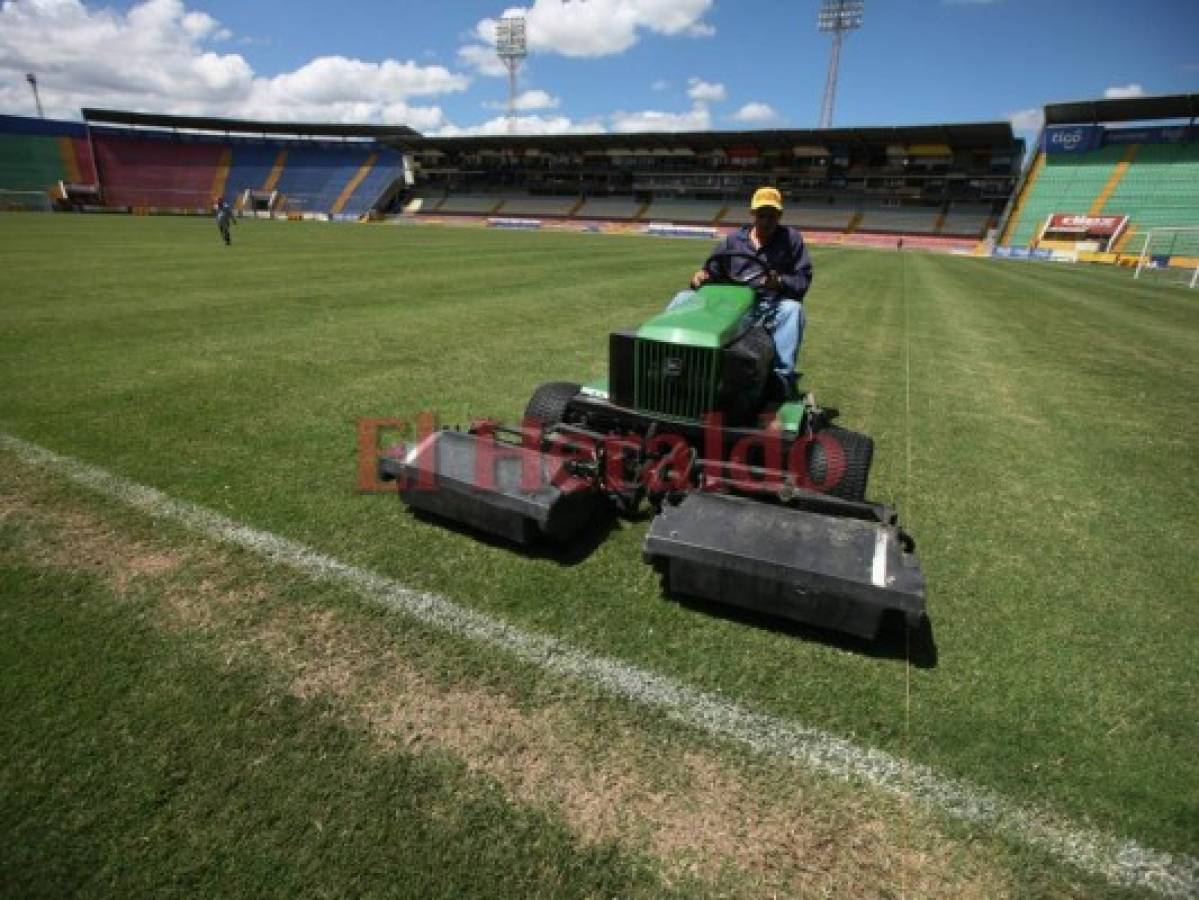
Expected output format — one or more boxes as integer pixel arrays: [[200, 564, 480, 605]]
[[272, 143, 373, 214], [855, 205, 941, 234], [1000, 94, 1198, 252], [1005, 145, 1126, 246], [92, 132, 223, 211], [494, 194, 577, 217], [223, 142, 283, 208], [437, 194, 503, 214], [1102, 142, 1199, 231], [645, 198, 726, 224], [340, 147, 408, 218], [941, 202, 994, 236], [574, 196, 642, 220], [782, 204, 856, 232], [1, 108, 1021, 244], [0, 114, 95, 201]]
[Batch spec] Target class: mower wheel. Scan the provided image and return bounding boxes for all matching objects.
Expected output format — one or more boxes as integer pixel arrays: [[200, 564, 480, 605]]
[[524, 381, 581, 430], [807, 425, 873, 502]]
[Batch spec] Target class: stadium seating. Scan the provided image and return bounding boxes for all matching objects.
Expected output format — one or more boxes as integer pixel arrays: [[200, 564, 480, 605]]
[[783, 205, 856, 231], [223, 142, 283, 207], [272, 143, 377, 214], [940, 202, 994, 237], [856, 206, 941, 234], [339, 147, 407, 218], [646, 199, 726, 224], [1006, 145, 1125, 246], [1101, 142, 1199, 230], [575, 197, 642, 220], [0, 115, 94, 196], [93, 133, 223, 211], [435, 194, 503, 214], [493, 194, 577, 217]]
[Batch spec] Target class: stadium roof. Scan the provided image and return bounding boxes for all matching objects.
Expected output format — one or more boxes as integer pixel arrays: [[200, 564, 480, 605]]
[[81, 108, 421, 139], [1044, 93, 1199, 126], [389, 122, 1018, 153]]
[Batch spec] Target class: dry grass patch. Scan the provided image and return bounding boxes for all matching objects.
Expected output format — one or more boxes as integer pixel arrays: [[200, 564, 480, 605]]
[[1, 462, 1028, 898]]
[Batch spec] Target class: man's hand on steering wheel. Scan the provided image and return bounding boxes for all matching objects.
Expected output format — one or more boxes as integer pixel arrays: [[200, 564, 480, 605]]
[[695, 249, 777, 292]]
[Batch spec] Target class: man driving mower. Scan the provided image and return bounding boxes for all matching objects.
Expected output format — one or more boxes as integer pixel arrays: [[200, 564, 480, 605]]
[[665, 186, 813, 401]]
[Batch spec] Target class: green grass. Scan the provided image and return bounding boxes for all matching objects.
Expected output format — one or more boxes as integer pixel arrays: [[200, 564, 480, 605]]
[[1, 213, 1196, 869], [0, 562, 674, 899]]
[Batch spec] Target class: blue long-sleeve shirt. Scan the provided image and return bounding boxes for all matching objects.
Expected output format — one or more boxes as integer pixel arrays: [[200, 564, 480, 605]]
[[705, 225, 813, 302]]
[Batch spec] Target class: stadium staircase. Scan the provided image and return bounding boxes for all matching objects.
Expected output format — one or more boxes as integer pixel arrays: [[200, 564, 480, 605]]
[[1089, 145, 1138, 214], [331, 153, 377, 216], [211, 147, 232, 206], [998, 152, 1045, 246]]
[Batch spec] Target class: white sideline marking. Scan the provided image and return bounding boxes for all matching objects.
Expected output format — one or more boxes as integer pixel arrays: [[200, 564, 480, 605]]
[[2, 431, 1196, 898]]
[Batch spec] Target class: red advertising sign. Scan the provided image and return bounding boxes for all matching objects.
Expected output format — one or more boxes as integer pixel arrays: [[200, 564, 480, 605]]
[[1046, 214, 1127, 236]]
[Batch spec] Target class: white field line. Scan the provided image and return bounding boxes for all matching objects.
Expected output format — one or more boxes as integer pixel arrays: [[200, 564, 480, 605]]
[[3, 431, 1196, 898]]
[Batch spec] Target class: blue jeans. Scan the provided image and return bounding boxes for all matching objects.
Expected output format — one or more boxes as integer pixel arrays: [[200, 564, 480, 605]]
[[666, 290, 804, 383]]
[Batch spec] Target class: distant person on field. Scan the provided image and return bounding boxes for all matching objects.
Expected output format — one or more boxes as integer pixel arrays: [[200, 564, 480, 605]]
[[665, 186, 812, 399], [214, 197, 235, 246]]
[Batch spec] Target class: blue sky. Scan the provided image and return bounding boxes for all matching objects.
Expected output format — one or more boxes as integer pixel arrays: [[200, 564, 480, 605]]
[[1, 0, 1196, 143]]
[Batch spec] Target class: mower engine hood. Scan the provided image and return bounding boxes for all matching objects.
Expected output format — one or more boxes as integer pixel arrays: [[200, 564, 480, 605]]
[[636, 284, 755, 348]]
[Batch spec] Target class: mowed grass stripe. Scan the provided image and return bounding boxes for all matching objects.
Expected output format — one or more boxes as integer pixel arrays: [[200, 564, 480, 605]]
[[897, 254, 1197, 845], [3, 431, 1195, 898]]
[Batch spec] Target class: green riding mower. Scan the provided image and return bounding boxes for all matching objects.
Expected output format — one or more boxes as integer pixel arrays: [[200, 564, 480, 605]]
[[379, 251, 926, 641]]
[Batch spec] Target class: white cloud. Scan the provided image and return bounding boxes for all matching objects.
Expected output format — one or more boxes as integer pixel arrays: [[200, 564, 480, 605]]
[[732, 102, 779, 125], [457, 43, 509, 78], [484, 89, 560, 111], [651, 79, 670, 92], [610, 104, 710, 133], [687, 77, 725, 103], [0, 0, 468, 125], [1104, 83, 1145, 99], [461, 0, 714, 70], [433, 114, 605, 137], [1008, 107, 1044, 133]]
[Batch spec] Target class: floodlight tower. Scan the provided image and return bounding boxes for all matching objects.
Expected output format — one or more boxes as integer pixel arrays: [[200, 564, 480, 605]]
[[26, 73, 45, 119], [817, 0, 863, 129], [495, 16, 527, 135]]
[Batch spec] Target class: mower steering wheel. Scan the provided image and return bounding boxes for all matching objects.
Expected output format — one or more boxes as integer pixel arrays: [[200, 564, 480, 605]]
[[701, 249, 772, 289]]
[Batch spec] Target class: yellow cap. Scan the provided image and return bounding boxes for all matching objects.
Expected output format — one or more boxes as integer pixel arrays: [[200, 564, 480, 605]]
[[750, 187, 783, 211]]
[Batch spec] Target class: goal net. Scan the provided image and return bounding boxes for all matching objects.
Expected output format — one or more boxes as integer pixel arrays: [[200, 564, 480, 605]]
[[1133, 227, 1199, 288], [0, 189, 53, 212]]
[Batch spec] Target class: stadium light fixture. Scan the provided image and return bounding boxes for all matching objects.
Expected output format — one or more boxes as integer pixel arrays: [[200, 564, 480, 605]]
[[817, 0, 864, 129], [26, 73, 45, 119], [495, 16, 528, 136]]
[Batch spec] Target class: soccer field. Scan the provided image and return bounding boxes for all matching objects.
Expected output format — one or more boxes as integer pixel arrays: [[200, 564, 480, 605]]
[[1, 213, 1196, 897]]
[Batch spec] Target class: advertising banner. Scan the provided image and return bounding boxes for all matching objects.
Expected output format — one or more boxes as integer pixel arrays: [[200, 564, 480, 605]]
[[487, 217, 541, 230], [1042, 125, 1104, 154], [1045, 214, 1128, 236], [1103, 125, 1192, 146]]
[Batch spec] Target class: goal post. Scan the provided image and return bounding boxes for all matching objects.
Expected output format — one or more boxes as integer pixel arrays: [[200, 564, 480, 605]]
[[0, 189, 53, 212], [1133, 227, 1199, 288]]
